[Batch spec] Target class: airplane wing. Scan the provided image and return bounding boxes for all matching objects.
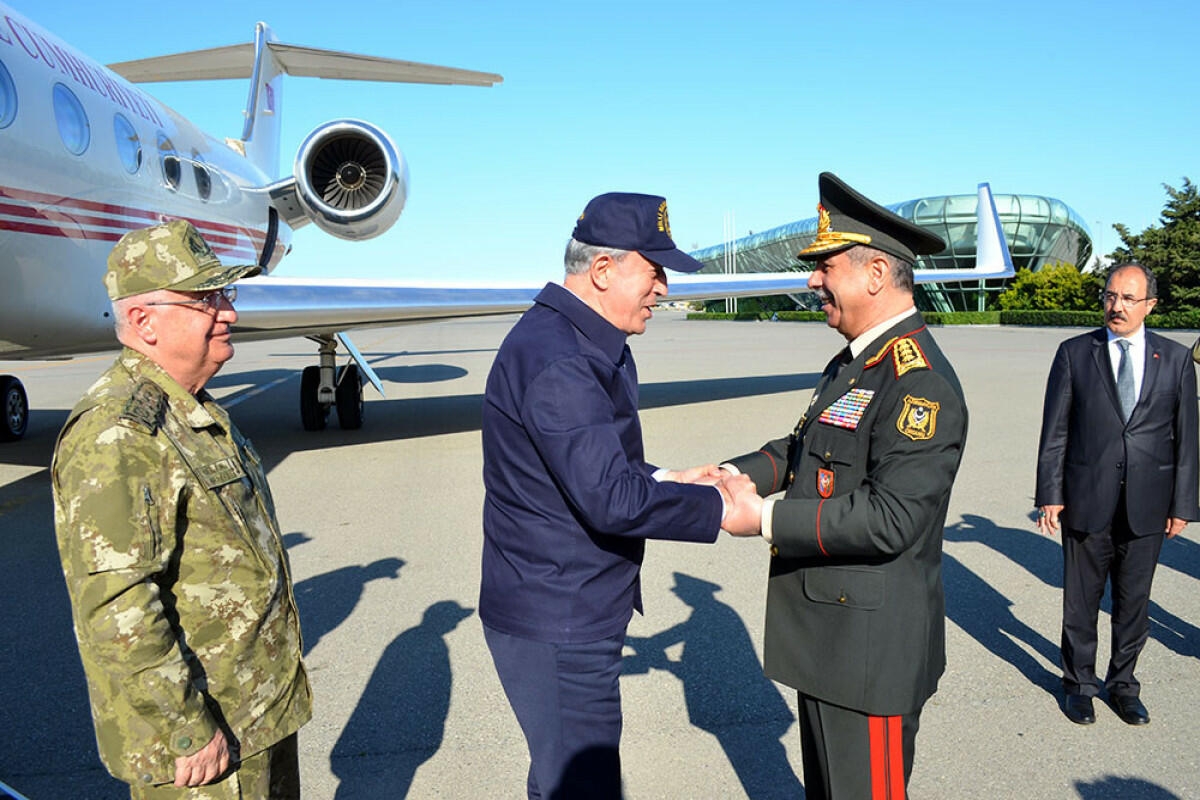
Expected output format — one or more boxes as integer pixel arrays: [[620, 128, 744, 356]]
[[230, 272, 815, 339], [108, 42, 502, 86], [233, 181, 1013, 339]]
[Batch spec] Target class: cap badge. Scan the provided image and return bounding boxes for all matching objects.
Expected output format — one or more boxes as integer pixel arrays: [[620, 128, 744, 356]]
[[817, 204, 831, 235], [656, 201, 671, 237], [897, 394, 939, 441], [804, 203, 872, 252]]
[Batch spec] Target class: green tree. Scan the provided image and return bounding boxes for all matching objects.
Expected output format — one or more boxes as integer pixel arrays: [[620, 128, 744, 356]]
[[996, 262, 1103, 311], [1110, 178, 1200, 310]]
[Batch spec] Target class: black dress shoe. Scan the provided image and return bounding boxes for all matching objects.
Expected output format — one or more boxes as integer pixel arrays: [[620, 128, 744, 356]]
[[1110, 695, 1150, 725], [1064, 694, 1095, 724]]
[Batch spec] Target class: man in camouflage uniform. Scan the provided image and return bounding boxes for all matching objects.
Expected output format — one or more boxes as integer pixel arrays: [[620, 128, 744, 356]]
[[52, 220, 311, 798]]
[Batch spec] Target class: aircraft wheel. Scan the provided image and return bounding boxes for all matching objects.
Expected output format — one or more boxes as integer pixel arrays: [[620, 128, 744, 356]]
[[0, 376, 28, 442], [335, 363, 364, 430], [300, 366, 329, 431]]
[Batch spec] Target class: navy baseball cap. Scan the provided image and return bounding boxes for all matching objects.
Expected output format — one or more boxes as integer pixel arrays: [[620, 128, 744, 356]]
[[572, 192, 705, 273]]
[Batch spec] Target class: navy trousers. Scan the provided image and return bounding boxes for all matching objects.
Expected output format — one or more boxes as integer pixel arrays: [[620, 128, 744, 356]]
[[484, 626, 625, 800]]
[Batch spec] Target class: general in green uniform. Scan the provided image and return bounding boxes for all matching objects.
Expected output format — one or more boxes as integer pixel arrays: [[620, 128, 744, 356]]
[[52, 220, 311, 798], [723, 174, 968, 799]]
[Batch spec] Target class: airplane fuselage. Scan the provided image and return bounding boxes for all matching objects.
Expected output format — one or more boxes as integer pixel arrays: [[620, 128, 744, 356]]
[[0, 2, 286, 359]]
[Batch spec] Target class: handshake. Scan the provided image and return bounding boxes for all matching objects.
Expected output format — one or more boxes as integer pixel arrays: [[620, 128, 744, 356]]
[[663, 464, 763, 537]]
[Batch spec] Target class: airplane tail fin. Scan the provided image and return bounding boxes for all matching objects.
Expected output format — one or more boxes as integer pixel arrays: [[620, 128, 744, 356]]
[[973, 182, 1015, 278], [107, 33, 502, 178], [241, 24, 283, 176]]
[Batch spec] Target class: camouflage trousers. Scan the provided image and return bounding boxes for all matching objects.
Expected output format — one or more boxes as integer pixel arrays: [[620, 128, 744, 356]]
[[129, 734, 299, 800]]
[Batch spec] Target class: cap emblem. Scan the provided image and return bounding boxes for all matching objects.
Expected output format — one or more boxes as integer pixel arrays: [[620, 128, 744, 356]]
[[810, 202, 872, 250], [657, 201, 671, 237]]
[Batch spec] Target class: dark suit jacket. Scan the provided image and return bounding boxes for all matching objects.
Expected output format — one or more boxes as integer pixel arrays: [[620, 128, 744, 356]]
[[1035, 328, 1199, 536], [479, 283, 722, 645], [728, 313, 968, 716]]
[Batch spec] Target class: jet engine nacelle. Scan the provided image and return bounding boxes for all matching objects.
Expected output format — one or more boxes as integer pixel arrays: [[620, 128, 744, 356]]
[[292, 120, 408, 241]]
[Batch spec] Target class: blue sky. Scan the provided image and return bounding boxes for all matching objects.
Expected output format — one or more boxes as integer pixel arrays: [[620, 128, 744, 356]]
[[16, 0, 1200, 284]]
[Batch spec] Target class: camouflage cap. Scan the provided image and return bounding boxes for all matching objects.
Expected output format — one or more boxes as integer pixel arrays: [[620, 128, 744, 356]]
[[104, 219, 261, 301]]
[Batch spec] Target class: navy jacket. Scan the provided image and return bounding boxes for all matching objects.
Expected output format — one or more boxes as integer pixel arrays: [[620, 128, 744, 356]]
[[1036, 328, 1199, 535], [480, 283, 722, 644]]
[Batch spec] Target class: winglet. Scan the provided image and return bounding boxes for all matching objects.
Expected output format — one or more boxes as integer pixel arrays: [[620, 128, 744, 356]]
[[974, 182, 1015, 278]]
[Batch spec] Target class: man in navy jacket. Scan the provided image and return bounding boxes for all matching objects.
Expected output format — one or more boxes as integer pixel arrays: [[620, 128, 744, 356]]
[[480, 192, 759, 799]]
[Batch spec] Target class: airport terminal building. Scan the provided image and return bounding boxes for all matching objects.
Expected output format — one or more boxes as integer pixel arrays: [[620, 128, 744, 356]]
[[690, 192, 1093, 312]]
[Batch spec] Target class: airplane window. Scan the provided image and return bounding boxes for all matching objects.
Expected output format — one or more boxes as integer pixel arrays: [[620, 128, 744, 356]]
[[191, 150, 211, 201], [113, 114, 141, 174], [0, 59, 15, 129], [158, 133, 181, 191], [53, 83, 90, 155]]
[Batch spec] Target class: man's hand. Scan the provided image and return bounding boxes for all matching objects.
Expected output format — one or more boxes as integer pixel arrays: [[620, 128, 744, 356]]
[[1166, 517, 1188, 538], [718, 474, 762, 536], [662, 464, 724, 484], [1037, 504, 1063, 537], [173, 728, 231, 788]]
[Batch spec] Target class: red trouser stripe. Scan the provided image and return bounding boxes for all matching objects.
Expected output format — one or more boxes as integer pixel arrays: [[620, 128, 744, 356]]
[[869, 715, 905, 799]]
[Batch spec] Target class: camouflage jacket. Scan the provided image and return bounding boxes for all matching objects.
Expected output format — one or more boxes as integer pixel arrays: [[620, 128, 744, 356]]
[[51, 349, 311, 786]]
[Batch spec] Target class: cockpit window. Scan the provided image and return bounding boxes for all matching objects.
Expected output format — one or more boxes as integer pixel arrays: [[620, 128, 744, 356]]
[[113, 114, 141, 174], [158, 133, 181, 191], [0, 59, 16, 129], [53, 83, 90, 155], [191, 149, 212, 200]]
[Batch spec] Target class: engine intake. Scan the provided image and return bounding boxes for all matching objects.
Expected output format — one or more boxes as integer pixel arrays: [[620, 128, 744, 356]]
[[293, 120, 408, 241]]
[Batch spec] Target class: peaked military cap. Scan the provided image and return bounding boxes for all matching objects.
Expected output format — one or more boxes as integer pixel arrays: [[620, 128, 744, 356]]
[[796, 172, 946, 264], [105, 219, 261, 301]]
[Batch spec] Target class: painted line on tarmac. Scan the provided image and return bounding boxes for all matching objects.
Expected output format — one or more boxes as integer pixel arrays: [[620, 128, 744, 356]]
[[221, 375, 292, 408]]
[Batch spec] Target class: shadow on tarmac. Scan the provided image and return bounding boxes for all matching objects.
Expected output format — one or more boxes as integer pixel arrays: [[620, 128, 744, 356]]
[[290, 550, 406, 656], [944, 513, 1200, 687], [624, 572, 803, 800], [329, 600, 474, 799], [1075, 774, 1181, 799]]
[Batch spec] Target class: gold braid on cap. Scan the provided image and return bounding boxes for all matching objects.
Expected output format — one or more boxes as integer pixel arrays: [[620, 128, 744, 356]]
[[797, 204, 873, 256]]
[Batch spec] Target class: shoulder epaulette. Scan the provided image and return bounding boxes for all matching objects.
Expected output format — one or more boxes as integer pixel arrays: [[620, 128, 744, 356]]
[[863, 335, 931, 379], [118, 379, 166, 434], [890, 336, 930, 378]]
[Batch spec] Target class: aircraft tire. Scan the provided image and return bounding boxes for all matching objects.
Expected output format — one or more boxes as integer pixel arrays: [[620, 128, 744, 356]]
[[0, 376, 28, 442], [335, 363, 364, 430], [300, 366, 329, 431]]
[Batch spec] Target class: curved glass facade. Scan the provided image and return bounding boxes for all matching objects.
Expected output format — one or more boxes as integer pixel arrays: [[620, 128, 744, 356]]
[[691, 192, 1093, 312]]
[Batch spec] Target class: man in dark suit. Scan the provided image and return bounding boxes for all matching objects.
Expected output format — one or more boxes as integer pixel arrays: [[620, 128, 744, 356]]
[[479, 192, 759, 799], [718, 173, 969, 798], [1036, 263, 1198, 726]]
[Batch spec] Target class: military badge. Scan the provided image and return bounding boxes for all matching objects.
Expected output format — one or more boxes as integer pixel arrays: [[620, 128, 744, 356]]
[[897, 394, 940, 441], [817, 467, 834, 498], [657, 200, 672, 237], [817, 388, 875, 430], [891, 337, 929, 378]]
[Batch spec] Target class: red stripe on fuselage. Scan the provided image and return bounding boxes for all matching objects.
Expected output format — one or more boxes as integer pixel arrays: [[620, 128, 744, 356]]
[[0, 184, 265, 260], [0, 216, 259, 261], [0, 184, 267, 242]]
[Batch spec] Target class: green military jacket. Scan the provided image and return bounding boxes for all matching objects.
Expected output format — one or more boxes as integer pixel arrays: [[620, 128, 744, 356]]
[[729, 314, 968, 716], [52, 349, 311, 786]]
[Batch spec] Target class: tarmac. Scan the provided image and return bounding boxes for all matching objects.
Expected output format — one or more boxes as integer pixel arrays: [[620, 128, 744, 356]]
[[1, 311, 1198, 799]]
